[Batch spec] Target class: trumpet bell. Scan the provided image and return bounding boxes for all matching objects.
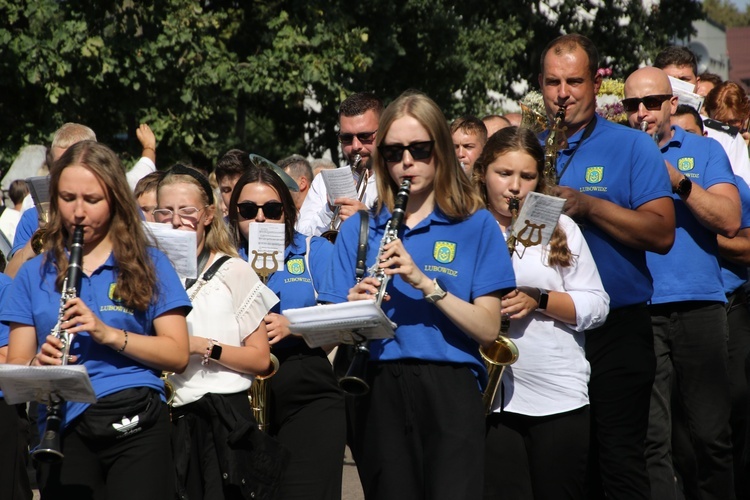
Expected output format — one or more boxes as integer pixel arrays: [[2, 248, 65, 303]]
[[480, 336, 519, 366], [320, 229, 338, 243], [249, 354, 280, 432]]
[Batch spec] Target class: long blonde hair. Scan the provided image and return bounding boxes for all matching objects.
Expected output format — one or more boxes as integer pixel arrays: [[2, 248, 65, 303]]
[[372, 91, 484, 219], [158, 166, 239, 258]]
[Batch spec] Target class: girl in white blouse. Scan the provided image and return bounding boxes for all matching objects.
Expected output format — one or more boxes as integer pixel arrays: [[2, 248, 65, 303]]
[[472, 127, 609, 500]]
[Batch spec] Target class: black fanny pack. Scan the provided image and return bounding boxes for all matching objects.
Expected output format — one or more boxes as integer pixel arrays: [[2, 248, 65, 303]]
[[75, 387, 163, 442]]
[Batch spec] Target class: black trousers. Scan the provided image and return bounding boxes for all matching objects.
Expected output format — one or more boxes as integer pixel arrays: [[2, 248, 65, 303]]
[[0, 399, 31, 500], [585, 304, 655, 500], [270, 345, 346, 500], [356, 360, 485, 500], [38, 402, 174, 500], [484, 406, 589, 500]]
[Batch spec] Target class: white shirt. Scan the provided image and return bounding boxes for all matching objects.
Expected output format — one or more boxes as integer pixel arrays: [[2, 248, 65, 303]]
[[170, 255, 279, 407], [704, 123, 750, 187], [296, 167, 379, 236], [495, 215, 609, 417], [0, 207, 21, 246]]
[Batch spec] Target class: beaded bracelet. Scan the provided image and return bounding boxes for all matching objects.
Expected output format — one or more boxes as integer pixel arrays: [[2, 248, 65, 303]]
[[116, 329, 129, 353], [201, 338, 214, 366]]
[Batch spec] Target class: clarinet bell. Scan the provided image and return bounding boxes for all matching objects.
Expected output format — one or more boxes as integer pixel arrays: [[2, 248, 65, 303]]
[[338, 343, 371, 396], [31, 410, 64, 464]]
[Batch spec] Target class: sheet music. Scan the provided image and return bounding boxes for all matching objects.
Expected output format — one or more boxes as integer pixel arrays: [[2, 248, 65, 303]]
[[320, 168, 357, 205], [669, 76, 704, 113], [142, 221, 197, 280], [512, 192, 565, 248], [284, 301, 396, 347], [247, 224, 285, 274], [25, 176, 50, 206], [0, 364, 97, 405]]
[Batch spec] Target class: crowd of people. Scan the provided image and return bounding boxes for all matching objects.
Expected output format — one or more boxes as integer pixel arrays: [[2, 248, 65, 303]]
[[0, 32, 749, 500]]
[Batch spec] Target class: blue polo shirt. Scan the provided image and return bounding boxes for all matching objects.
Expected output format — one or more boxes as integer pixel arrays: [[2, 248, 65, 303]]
[[0, 247, 191, 428], [647, 126, 736, 304], [548, 115, 672, 309], [260, 231, 333, 350], [722, 176, 750, 295], [317, 207, 515, 387], [11, 207, 38, 255], [0, 273, 13, 399]]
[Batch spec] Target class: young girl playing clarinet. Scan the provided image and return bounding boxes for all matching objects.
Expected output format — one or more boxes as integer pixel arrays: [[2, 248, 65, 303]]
[[318, 91, 516, 500]]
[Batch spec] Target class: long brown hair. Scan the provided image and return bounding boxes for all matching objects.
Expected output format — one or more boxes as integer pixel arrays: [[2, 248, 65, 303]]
[[46, 141, 157, 310], [472, 127, 573, 267], [372, 90, 484, 219]]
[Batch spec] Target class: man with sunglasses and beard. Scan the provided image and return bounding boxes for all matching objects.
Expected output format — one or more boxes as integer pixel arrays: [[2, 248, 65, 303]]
[[538, 34, 676, 500], [624, 67, 741, 500], [297, 92, 383, 237]]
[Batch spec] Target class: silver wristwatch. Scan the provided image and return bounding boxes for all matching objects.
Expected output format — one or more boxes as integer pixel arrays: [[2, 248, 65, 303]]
[[424, 278, 448, 304]]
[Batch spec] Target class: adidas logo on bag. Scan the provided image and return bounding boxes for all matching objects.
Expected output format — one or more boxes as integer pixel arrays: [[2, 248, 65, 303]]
[[112, 415, 141, 437]]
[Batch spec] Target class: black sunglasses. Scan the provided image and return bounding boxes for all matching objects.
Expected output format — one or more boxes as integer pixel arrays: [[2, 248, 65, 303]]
[[621, 94, 673, 113], [378, 141, 435, 163], [237, 201, 284, 220], [337, 130, 377, 145]]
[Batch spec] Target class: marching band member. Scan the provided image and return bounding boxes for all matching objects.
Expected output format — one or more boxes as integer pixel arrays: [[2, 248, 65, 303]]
[[228, 165, 346, 500], [3, 141, 191, 500], [318, 90, 515, 500], [154, 165, 280, 500], [473, 127, 609, 499]]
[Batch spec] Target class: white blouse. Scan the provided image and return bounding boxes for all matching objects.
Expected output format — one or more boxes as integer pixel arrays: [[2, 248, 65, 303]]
[[494, 214, 609, 416], [170, 254, 279, 407]]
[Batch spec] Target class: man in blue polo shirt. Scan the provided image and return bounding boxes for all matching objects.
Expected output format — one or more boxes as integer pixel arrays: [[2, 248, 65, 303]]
[[539, 34, 676, 500], [624, 66, 740, 500]]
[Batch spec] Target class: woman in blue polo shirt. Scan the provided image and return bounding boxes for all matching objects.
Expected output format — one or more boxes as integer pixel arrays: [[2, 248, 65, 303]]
[[227, 165, 346, 500], [3, 141, 191, 500], [317, 91, 516, 500], [472, 127, 609, 499]]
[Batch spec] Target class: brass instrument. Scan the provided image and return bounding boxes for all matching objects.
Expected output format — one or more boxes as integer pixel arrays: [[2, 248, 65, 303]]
[[321, 154, 366, 243], [480, 199, 520, 415], [519, 102, 548, 134], [33, 225, 84, 463], [161, 372, 175, 406], [640, 119, 659, 144], [543, 106, 567, 187], [249, 354, 280, 431], [339, 178, 412, 396], [30, 201, 51, 255]]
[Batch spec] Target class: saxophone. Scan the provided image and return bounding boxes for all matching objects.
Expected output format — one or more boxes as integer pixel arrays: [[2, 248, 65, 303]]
[[480, 199, 520, 415], [338, 178, 412, 396], [543, 106, 567, 187], [32, 225, 84, 463]]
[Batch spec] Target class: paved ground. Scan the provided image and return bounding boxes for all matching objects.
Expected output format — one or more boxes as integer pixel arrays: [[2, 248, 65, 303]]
[[342, 446, 364, 500]]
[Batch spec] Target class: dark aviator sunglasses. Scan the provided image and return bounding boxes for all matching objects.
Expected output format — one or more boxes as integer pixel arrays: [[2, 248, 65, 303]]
[[237, 201, 284, 220]]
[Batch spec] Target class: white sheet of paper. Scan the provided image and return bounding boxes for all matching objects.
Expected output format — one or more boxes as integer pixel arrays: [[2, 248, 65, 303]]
[[0, 364, 97, 405], [142, 221, 197, 280], [669, 76, 704, 113], [247, 223, 285, 275], [320, 168, 357, 205], [511, 192, 565, 248], [284, 301, 397, 347]]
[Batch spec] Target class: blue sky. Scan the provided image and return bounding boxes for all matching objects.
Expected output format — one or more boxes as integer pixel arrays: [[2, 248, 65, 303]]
[[730, 0, 750, 11]]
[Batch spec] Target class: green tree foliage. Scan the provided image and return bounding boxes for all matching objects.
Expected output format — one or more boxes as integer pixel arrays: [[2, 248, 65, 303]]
[[703, 0, 750, 28], [0, 0, 703, 174]]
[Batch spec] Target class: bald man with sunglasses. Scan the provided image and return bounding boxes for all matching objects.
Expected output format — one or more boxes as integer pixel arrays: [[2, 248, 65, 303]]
[[297, 92, 383, 237], [624, 66, 740, 500]]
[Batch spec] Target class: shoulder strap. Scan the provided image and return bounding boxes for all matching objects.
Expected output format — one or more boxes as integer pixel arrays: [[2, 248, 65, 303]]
[[355, 210, 369, 282], [201, 255, 231, 282], [305, 235, 317, 300]]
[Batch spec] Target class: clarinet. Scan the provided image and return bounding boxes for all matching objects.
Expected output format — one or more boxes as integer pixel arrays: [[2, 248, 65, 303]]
[[339, 179, 412, 396], [32, 225, 84, 464]]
